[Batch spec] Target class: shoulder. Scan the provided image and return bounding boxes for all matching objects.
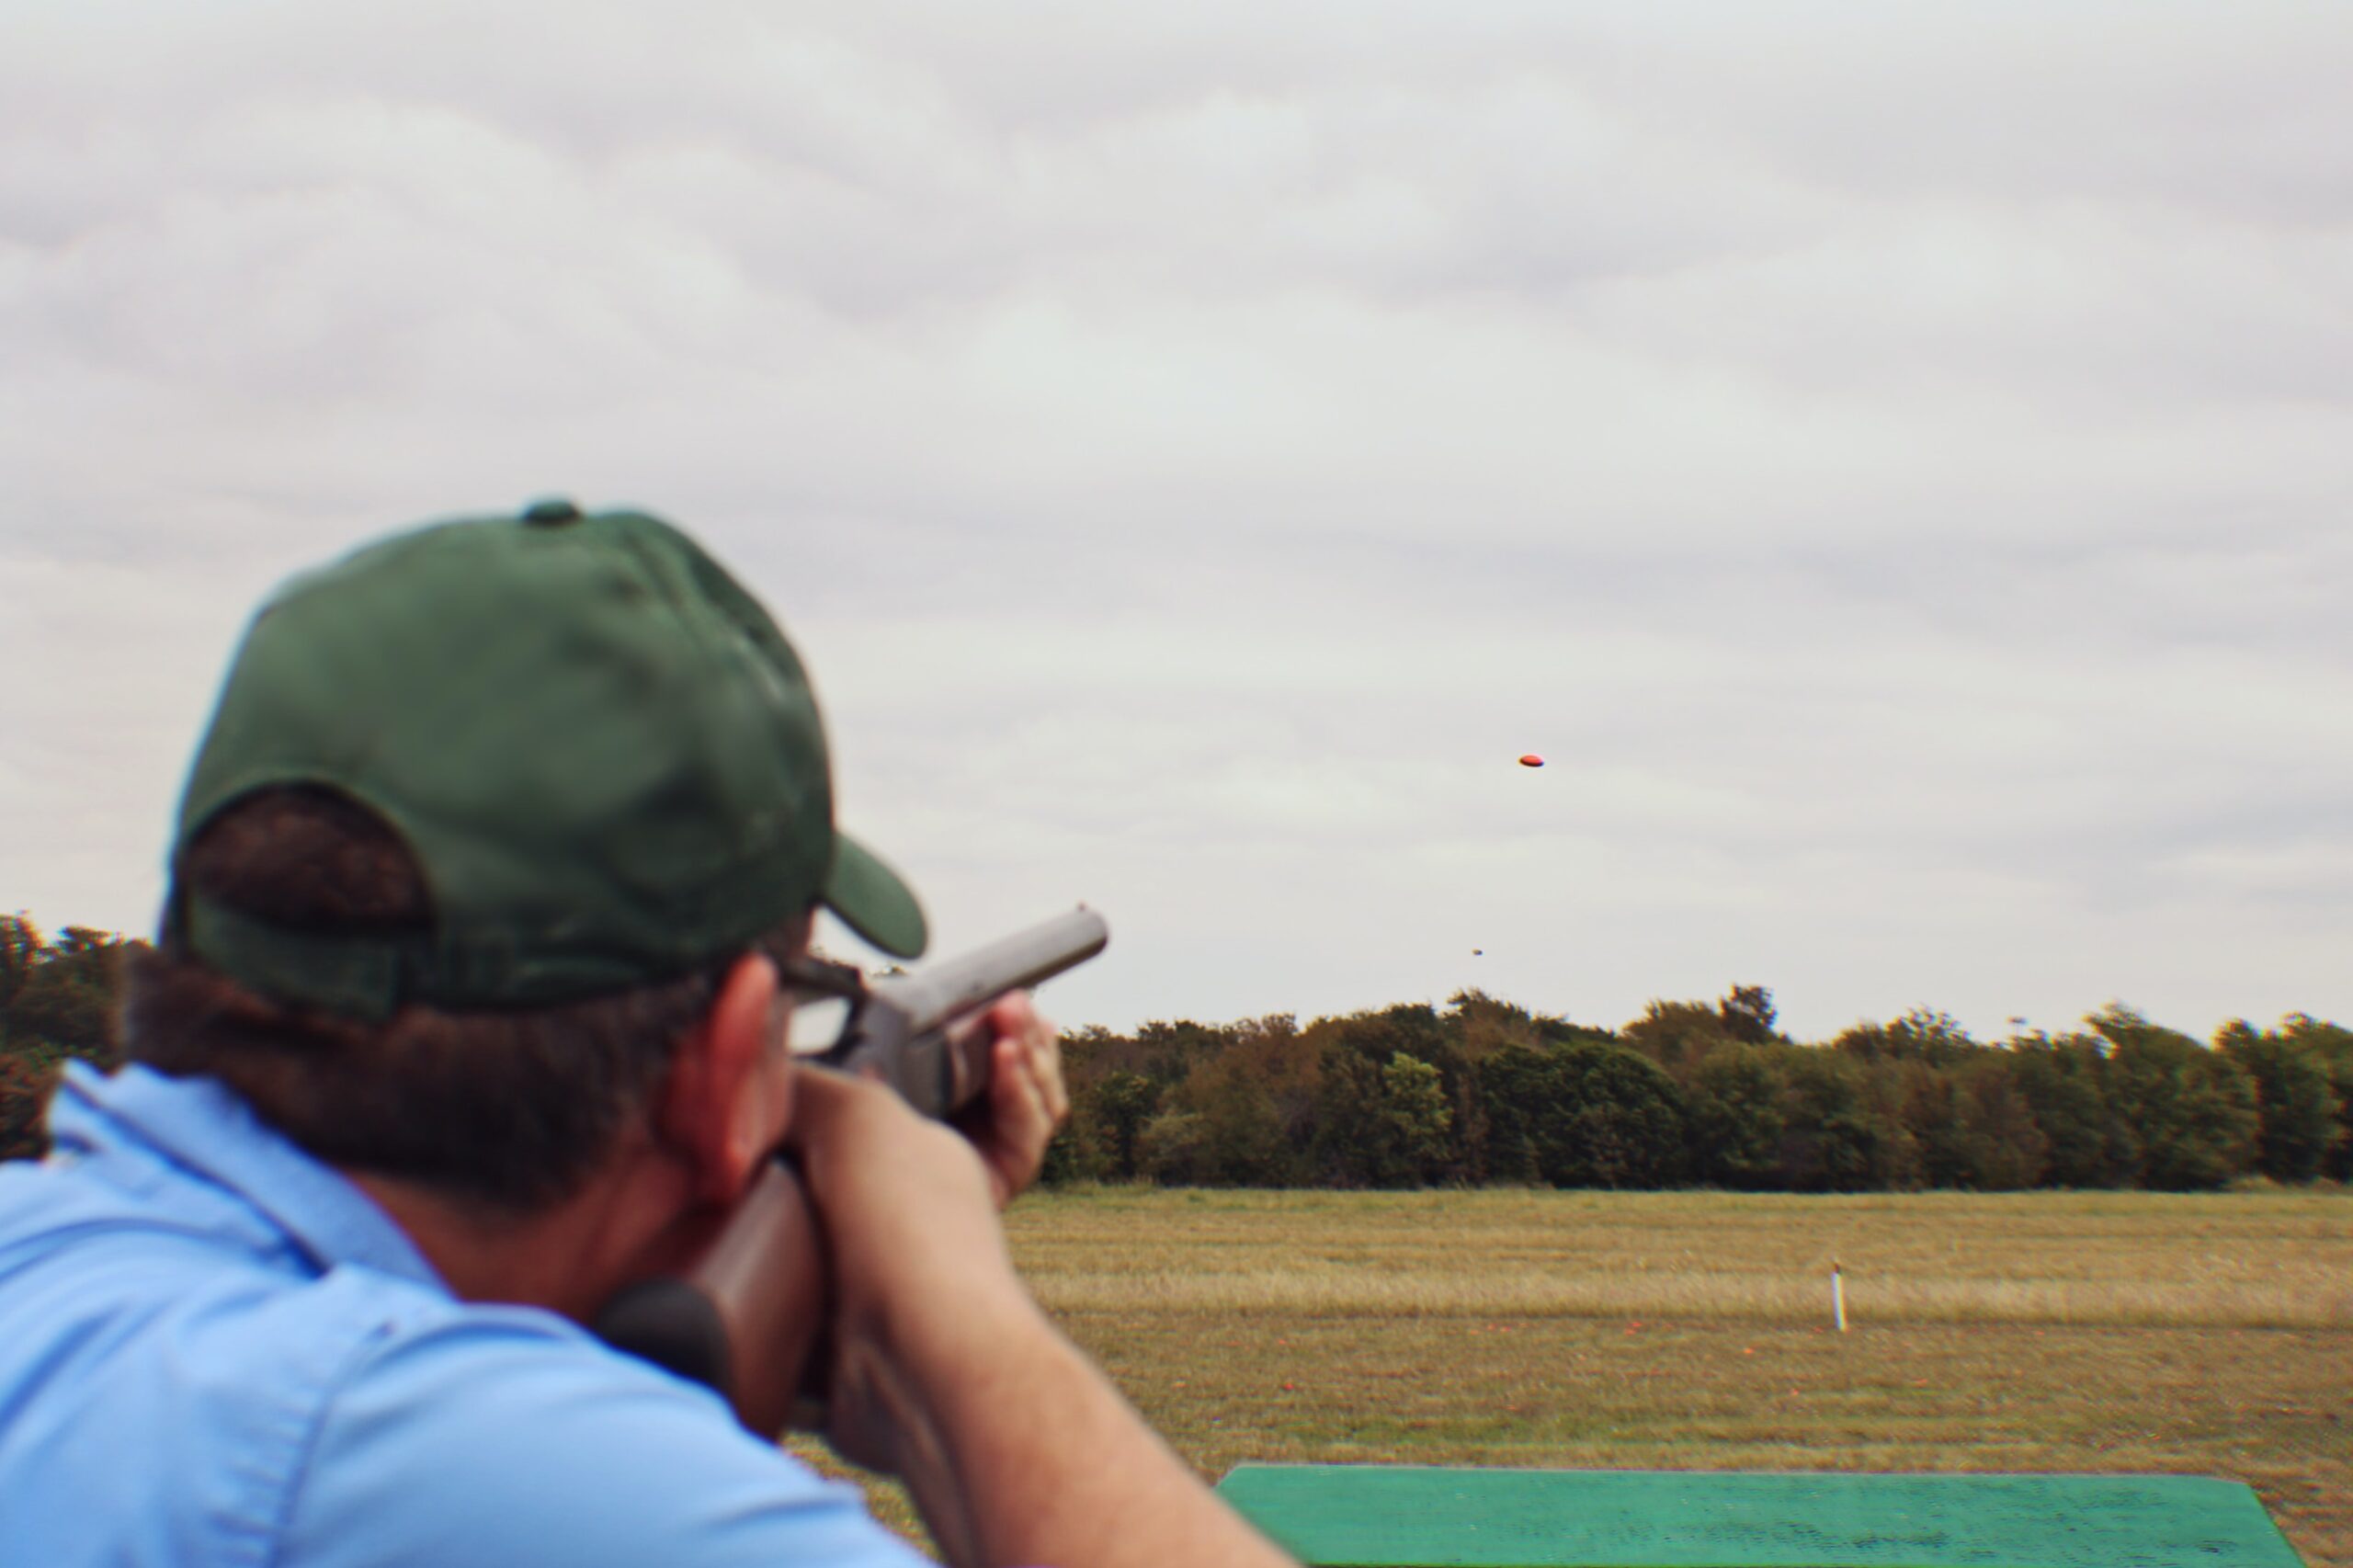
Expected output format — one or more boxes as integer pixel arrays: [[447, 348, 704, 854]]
[[0, 1167, 467, 1565], [284, 1300, 927, 1568]]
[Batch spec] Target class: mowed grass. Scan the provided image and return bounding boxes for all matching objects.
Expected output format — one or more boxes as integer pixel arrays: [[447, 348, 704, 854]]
[[796, 1187, 2353, 1563]]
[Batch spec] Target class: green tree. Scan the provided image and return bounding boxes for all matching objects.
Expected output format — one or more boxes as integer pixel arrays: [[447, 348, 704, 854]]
[[3, 915, 136, 1160], [1036, 1118, 1101, 1186], [1855, 1062, 1927, 1189], [0, 1055, 58, 1161], [1951, 1057, 2051, 1190], [1834, 1008, 1982, 1068], [1621, 1000, 1740, 1085], [1480, 1041, 1688, 1189], [1688, 1043, 1786, 1188], [1166, 1047, 1299, 1187], [1304, 1047, 1382, 1187], [1779, 1050, 1879, 1192], [2216, 1018, 2341, 1184], [1445, 991, 1555, 1181], [1134, 1108, 1209, 1186], [2093, 1006, 2257, 1190], [2271, 1015, 2353, 1182], [2, 920, 130, 1071], [0, 915, 41, 1040], [1369, 1051, 1454, 1188], [1131, 1019, 1238, 1088], [1445, 990, 1547, 1051], [1301, 1006, 1465, 1187], [1892, 1062, 1976, 1188], [1086, 1071, 1161, 1181], [1477, 1043, 1552, 1185], [1717, 984, 1780, 1047], [2006, 1032, 2130, 1187], [1557, 1044, 1688, 1189]]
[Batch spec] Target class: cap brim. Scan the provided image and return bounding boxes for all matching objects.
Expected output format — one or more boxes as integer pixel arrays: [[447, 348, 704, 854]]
[[824, 832, 927, 960]]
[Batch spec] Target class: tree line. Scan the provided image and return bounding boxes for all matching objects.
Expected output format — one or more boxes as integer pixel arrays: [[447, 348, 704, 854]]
[[1045, 983, 2353, 1193], [6, 912, 2349, 1189], [1, 915, 129, 1161]]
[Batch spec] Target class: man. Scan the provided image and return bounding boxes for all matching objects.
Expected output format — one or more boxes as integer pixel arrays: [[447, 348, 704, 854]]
[[0, 502, 1295, 1568]]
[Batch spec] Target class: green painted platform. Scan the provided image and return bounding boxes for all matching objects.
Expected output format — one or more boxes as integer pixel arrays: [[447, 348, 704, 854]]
[[1214, 1465, 2306, 1568]]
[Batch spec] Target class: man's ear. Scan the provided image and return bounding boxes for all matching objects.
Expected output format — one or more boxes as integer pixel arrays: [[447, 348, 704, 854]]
[[658, 951, 790, 1205]]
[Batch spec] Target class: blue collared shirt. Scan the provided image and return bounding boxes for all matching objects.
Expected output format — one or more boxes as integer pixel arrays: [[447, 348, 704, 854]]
[[0, 1063, 926, 1568]]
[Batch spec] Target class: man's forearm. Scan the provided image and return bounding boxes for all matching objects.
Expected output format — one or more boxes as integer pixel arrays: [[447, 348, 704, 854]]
[[783, 1069, 1285, 1568], [859, 1288, 1295, 1568]]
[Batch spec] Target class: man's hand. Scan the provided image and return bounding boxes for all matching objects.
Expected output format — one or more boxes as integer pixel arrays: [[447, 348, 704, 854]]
[[955, 993, 1069, 1207], [779, 1027, 1294, 1568], [779, 1065, 1031, 1486]]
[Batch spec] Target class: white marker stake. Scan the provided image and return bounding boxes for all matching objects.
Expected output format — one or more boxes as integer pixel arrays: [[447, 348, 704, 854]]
[[1832, 1262, 1847, 1334]]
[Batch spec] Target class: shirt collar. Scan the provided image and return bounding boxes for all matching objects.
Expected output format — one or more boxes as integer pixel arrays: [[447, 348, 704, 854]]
[[51, 1061, 444, 1290]]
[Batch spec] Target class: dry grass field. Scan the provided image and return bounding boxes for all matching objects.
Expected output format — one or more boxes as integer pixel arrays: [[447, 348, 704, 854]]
[[794, 1187, 2353, 1563]]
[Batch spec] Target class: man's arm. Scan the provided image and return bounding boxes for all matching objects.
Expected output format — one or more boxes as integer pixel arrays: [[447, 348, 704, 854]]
[[786, 1064, 1296, 1568]]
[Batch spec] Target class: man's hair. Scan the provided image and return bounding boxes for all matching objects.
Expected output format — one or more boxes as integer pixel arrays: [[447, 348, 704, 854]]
[[125, 787, 738, 1212]]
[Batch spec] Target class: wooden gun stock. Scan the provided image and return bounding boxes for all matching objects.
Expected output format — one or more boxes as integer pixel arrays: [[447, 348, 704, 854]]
[[592, 1159, 825, 1437], [594, 907, 1107, 1433]]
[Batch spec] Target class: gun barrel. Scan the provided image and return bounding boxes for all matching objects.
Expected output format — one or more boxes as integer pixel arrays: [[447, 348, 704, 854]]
[[866, 905, 1109, 1037], [824, 905, 1108, 1119]]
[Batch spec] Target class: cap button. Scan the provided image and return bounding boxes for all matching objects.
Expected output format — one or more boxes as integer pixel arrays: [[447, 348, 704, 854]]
[[521, 497, 584, 526]]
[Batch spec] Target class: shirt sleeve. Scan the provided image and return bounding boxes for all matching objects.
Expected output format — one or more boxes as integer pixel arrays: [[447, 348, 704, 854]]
[[280, 1303, 932, 1568]]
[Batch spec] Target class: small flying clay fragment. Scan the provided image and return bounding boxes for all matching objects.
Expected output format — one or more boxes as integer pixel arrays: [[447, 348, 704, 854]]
[[1518, 754, 1544, 767]]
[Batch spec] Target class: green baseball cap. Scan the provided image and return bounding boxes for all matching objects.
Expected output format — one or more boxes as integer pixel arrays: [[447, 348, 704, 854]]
[[167, 500, 926, 1020]]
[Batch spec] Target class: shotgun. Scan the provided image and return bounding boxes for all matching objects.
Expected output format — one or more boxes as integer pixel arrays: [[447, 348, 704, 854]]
[[593, 905, 1109, 1434]]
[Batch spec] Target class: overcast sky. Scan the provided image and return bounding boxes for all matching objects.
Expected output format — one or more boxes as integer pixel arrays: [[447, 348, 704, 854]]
[[5, 1, 2349, 1042]]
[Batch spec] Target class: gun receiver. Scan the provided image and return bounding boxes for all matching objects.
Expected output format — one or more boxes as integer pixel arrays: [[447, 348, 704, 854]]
[[593, 906, 1108, 1435]]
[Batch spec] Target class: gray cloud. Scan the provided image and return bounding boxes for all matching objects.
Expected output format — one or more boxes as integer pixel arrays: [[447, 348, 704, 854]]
[[4, 0, 2348, 1041]]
